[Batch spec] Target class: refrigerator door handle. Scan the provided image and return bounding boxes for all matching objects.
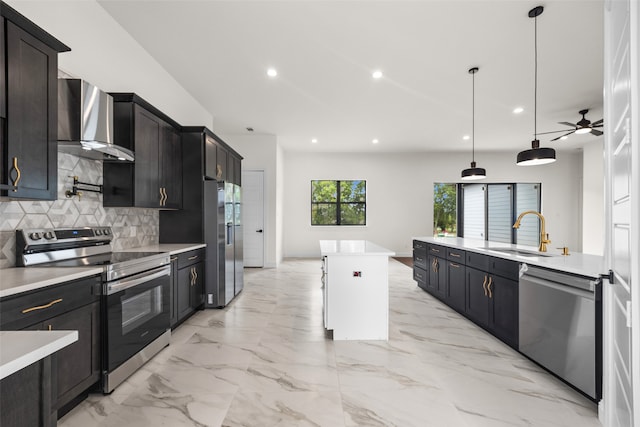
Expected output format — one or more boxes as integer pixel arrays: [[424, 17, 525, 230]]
[[226, 222, 233, 245]]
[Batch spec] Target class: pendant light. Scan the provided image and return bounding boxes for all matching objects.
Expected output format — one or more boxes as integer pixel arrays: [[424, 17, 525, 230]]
[[461, 67, 486, 180], [517, 6, 556, 166]]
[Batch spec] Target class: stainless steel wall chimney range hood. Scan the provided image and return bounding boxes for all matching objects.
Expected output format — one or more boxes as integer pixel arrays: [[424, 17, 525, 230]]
[[58, 79, 134, 161]]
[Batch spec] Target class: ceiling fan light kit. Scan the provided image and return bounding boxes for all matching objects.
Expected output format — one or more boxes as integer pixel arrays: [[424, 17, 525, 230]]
[[461, 67, 487, 180], [517, 5, 557, 167]]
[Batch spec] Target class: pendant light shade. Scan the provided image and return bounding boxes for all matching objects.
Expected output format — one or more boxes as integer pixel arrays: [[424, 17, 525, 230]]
[[516, 6, 556, 166], [461, 67, 486, 180], [516, 140, 556, 166]]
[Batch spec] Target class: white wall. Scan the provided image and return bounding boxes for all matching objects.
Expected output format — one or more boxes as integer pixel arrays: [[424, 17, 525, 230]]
[[283, 150, 584, 257], [221, 134, 283, 267], [582, 140, 605, 255], [6, 0, 212, 127]]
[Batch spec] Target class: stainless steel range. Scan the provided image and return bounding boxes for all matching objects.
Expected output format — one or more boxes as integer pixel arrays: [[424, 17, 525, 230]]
[[16, 227, 171, 393]]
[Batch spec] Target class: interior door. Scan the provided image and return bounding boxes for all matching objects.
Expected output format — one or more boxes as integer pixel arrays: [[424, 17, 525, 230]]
[[242, 170, 265, 267], [603, 0, 638, 424]]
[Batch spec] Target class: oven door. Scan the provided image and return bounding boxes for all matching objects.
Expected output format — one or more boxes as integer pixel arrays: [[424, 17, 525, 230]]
[[105, 265, 171, 372]]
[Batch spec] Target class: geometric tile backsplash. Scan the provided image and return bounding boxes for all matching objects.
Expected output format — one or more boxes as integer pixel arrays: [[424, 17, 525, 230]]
[[0, 153, 159, 269]]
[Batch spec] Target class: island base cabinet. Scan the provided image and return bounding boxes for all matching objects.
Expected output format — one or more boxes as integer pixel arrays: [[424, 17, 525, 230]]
[[446, 261, 466, 313], [489, 276, 518, 347], [0, 356, 55, 427], [324, 255, 389, 340], [466, 267, 490, 327]]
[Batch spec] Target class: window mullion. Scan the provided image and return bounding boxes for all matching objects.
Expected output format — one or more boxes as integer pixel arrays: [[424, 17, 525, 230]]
[[336, 181, 341, 225]]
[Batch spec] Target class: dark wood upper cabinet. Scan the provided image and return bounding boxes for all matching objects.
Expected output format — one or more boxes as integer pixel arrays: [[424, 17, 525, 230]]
[[103, 94, 182, 209], [1, 3, 70, 199]]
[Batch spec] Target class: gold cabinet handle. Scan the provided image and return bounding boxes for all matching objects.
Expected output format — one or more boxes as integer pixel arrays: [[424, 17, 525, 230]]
[[431, 248, 440, 253], [22, 298, 63, 314], [187, 255, 198, 260], [194, 268, 198, 283], [481, 276, 488, 296], [487, 276, 493, 298], [159, 187, 164, 205], [163, 187, 168, 205], [434, 259, 439, 273], [216, 164, 223, 180], [48, 324, 52, 331], [11, 157, 21, 191], [170, 256, 178, 262], [449, 252, 461, 258], [450, 262, 461, 268]]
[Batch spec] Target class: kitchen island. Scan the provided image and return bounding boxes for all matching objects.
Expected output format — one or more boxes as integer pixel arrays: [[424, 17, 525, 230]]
[[1, 330, 78, 427], [319, 240, 395, 340]]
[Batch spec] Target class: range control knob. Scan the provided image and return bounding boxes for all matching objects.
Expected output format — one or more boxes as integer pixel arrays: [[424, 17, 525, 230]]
[[43, 231, 55, 240], [29, 232, 42, 241], [95, 229, 103, 236], [103, 228, 111, 236]]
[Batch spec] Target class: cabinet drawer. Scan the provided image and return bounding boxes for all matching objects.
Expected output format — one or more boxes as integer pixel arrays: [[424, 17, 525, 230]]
[[489, 257, 519, 281], [446, 247, 466, 263], [428, 244, 444, 256], [466, 251, 489, 271], [0, 275, 101, 330], [413, 240, 427, 252], [413, 266, 427, 285], [177, 249, 205, 269], [413, 252, 428, 270]]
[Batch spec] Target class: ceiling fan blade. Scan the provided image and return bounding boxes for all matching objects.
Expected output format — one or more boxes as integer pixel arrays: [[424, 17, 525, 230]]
[[592, 119, 604, 126], [550, 131, 575, 141], [558, 121, 578, 128], [536, 129, 575, 135], [591, 129, 604, 136]]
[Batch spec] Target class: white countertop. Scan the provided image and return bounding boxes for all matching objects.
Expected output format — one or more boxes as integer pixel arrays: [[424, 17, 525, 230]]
[[0, 243, 206, 299], [0, 267, 104, 299], [0, 330, 78, 380], [320, 240, 396, 256], [124, 243, 206, 255], [413, 236, 605, 278]]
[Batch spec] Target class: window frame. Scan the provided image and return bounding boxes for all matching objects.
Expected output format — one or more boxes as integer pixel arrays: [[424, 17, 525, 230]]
[[310, 180, 367, 226]]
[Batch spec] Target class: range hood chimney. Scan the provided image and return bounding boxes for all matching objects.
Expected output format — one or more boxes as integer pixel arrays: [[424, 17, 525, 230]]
[[58, 79, 134, 161]]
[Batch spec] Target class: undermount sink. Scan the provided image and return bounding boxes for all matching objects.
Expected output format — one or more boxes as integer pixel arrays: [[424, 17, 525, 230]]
[[484, 247, 558, 258]]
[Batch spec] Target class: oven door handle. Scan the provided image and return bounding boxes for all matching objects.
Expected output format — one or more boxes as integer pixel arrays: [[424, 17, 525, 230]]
[[106, 265, 171, 295]]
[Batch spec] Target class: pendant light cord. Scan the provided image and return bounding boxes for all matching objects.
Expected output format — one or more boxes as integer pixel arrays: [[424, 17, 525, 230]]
[[472, 69, 475, 162], [534, 13, 538, 138]]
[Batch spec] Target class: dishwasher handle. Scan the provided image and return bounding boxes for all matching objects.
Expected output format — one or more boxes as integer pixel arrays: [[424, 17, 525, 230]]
[[521, 274, 595, 300]]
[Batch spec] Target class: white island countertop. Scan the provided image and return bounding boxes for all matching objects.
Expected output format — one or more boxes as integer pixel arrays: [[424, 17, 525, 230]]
[[0, 330, 78, 380], [320, 240, 395, 257], [413, 236, 605, 278]]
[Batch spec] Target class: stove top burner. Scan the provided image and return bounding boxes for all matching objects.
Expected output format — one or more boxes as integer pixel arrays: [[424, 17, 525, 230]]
[[36, 252, 166, 268]]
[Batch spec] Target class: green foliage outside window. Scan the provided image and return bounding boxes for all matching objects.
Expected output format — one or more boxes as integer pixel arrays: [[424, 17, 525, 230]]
[[311, 180, 366, 225], [433, 183, 457, 236]]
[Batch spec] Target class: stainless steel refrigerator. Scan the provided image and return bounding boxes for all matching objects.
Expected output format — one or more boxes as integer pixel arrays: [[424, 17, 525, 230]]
[[219, 181, 243, 306]]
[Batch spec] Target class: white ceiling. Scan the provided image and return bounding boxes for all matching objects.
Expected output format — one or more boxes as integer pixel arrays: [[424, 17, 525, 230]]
[[98, 0, 603, 154]]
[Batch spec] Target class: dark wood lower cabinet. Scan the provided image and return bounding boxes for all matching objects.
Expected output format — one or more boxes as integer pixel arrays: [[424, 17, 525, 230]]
[[45, 302, 100, 414], [446, 260, 466, 313], [428, 255, 447, 298], [171, 249, 205, 328], [489, 275, 518, 347], [465, 267, 490, 327]]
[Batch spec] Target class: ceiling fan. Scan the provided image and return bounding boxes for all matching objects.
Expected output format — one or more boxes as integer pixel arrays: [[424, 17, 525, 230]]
[[538, 109, 604, 141]]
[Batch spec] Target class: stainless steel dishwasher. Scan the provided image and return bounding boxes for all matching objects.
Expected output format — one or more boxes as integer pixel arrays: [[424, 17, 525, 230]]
[[519, 265, 602, 400]]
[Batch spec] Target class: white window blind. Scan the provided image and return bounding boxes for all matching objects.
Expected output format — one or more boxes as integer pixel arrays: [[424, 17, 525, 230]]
[[515, 184, 541, 247], [463, 184, 485, 239], [487, 184, 512, 243]]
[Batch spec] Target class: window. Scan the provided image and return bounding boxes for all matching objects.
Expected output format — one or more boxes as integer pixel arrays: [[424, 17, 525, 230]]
[[311, 180, 366, 225], [460, 183, 541, 245], [433, 183, 457, 236], [433, 182, 541, 245]]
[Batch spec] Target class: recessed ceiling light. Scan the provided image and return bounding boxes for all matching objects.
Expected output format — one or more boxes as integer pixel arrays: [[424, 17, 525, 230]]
[[462, 135, 470, 140], [372, 139, 379, 144], [267, 68, 278, 77], [560, 135, 569, 140], [311, 138, 318, 143], [513, 107, 524, 114], [372, 70, 383, 79]]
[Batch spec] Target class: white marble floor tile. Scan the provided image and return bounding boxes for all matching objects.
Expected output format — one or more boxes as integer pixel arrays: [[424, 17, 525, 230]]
[[59, 258, 601, 427]]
